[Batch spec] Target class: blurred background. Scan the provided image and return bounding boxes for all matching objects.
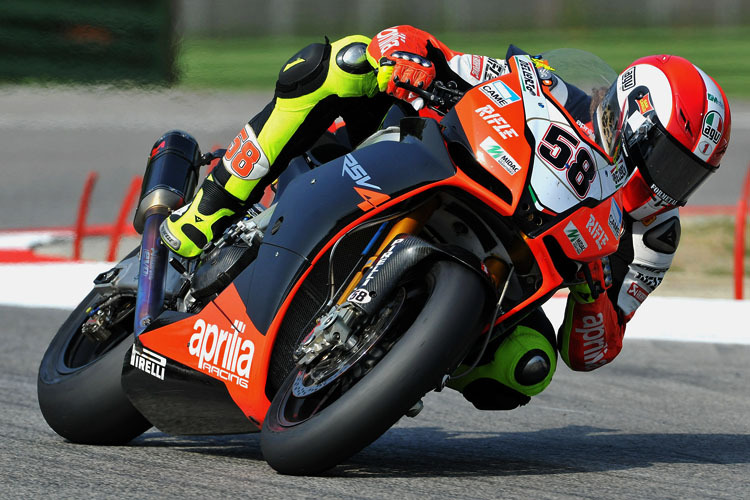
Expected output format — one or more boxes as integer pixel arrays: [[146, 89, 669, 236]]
[[2, 0, 749, 92], [0, 0, 748, 297]]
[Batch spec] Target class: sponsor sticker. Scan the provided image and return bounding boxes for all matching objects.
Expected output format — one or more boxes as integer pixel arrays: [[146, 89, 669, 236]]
[[707, 92, 723, 109], [343, 153, 390, 212], [650, 183, 679, 206], [635, 272, 662, 291], [585, 214, 609, 250], [575, 313, 608, 371], [130, 347, 166, 381], [479, 136, 521, 176], [482, 58, 505, 80], [565, 221, 588, 255], [475, 105, 519, 140], [531, 57, 555, 72], [342, 154, 380, 190], [470, 55, 482, 80], [608, 198, 623, 239], [621, 67, 636, 91], [576, 119, 595, 140], [376, 28, 406, 53], [150, 140, 166, 158], [702, 110, 723, 144], [611, 156, 629, 187], [362, 237, 405, 287], [637, 93, 654, 115], [517, 58, 540, 96], [637, 263, 669, 273], [347, 288, 372, 304], [189, 319, 255, 389], [627, 282, 649, 303], [479, 80, 521, 108]]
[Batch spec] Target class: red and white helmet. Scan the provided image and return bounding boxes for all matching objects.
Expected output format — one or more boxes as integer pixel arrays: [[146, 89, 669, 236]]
[[595, 55, 731, 207]]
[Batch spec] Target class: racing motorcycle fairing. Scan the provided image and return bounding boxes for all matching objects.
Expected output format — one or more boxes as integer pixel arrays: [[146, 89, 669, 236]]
[[449, 57, 533, 216], [129, 118, 461, 428], [432, 53, 625, 329], [135, 284, 272, 426], [230, 116, 457, 334], [448, 54, 624, 262], [122, 317, 261, 435], [124, 53, 625, 434]]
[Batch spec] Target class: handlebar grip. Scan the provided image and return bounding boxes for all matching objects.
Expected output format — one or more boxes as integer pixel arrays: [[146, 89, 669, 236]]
[[394, 81, 445, 106]]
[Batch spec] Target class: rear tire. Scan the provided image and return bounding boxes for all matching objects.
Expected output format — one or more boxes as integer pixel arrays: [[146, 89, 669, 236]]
[[38, 290, 151, 444], [261, 260, 487, 475]]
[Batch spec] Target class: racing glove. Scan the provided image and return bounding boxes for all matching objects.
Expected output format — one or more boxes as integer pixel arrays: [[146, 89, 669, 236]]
[[558, 257, 626, 371], [378, 52, 436, 105], [366, 26, 437, 108]]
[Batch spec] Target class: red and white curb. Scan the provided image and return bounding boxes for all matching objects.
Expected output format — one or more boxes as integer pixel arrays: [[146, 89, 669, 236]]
[[0, 229, 73, 263]]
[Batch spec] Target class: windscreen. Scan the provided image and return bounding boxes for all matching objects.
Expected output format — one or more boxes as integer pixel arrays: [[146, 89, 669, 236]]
[[537, 48, 618, 124]]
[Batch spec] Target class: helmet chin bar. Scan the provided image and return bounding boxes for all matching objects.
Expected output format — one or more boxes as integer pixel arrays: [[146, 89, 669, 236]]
[[621, 108, 716, 208]]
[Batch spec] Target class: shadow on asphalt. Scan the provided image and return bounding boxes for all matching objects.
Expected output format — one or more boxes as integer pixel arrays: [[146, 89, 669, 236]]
[[129, 424, 750, 477], [339, 425, 750, 477], [133, 431, 264, 461]]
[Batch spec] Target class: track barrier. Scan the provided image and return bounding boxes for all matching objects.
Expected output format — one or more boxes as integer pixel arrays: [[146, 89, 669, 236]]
[[734, 162, 750, 300], [2, 172, 144, 263], [71, 172, 142, 262]]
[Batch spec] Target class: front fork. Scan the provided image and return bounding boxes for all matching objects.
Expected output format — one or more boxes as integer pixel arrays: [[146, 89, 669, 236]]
[[337, 198, 440, 305], [295, 199, 441, 366]]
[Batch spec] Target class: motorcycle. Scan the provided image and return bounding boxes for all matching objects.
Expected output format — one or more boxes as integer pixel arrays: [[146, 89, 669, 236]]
[[38, 48, 625, 474]]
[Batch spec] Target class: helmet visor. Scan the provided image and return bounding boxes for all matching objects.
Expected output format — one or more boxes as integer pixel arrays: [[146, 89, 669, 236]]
[[595, 82, 623, 159], [624, 118, 717, 206]]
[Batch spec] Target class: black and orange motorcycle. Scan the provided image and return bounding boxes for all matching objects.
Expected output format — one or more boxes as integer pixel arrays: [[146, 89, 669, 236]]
[[38, 49, 626, 474]]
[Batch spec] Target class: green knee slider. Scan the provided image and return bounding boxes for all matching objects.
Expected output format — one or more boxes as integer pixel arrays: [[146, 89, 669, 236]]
[[448, 325, 557, 410]]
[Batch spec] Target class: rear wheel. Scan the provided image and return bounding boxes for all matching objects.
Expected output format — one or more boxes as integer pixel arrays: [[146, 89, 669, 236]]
[[261, 260, 488, 475], [38, 289, 151, 444]]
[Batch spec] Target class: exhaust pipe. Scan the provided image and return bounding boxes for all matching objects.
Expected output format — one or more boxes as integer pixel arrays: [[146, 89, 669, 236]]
[[133, 131, 200, 336]]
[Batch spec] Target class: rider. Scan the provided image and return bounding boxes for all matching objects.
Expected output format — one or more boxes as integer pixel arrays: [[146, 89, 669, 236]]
[[160, 26, 732, 410]]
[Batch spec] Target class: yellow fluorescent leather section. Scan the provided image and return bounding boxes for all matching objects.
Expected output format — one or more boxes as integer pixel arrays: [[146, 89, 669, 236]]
[[257, 35, 377, 167], [224, 175, 261, 201]]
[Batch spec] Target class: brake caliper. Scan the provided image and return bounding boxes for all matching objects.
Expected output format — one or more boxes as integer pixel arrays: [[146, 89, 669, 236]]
[[82, 306, 114, 342], [293, 304, 361, 366]]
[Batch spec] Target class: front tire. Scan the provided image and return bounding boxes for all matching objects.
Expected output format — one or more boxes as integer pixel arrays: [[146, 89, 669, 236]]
[[261, 260, 488, 475], [38, 289, 151, 444]]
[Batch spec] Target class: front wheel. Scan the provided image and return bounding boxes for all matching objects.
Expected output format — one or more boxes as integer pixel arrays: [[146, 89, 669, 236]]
[[38, 289, 151, 444], [261, 260, 489, 475]]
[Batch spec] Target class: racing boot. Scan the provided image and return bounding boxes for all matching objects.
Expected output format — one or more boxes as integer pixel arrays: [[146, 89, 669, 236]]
[[159, 173, 243, 258], [447, 323, 557, 410], [161, 124, 271, 258]]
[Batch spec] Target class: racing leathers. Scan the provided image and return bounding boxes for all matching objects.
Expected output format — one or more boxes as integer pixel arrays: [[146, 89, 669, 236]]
[[160, 25, 681, 409]]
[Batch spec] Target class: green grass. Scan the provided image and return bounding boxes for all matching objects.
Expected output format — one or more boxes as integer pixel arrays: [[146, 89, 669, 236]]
[[178, 26, 750, 98]]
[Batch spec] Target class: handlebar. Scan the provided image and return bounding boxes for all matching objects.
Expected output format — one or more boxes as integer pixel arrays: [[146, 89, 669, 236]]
[[394, 80, 465, 114]]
